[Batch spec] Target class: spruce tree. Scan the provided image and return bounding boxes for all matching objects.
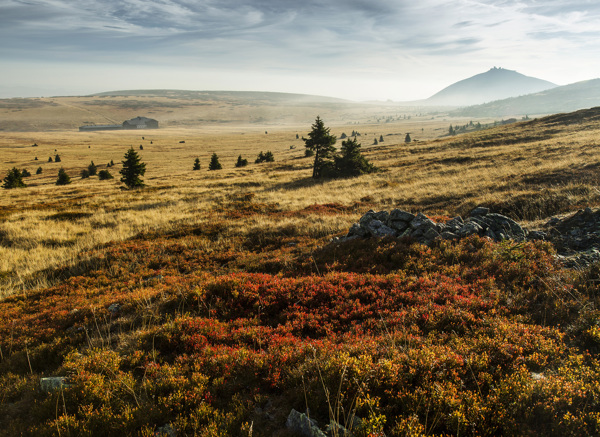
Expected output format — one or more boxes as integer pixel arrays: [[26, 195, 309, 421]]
[[405, 133, 412, 143], [208, 153, 222, 170], [98, 169, 114, 180], [193, 157, 201, 170], [36, 167, 43, 175], [235, 155, 248, 167], [88, 161, 97, 176], [2, 167, 26, 189], [119, 147, 146, 189], [333, 137, 376, 177], [56, 168, 71, 185], [55, 154, 61, 162], [379, 135, 384, 142], [303, 116, 337, 178]]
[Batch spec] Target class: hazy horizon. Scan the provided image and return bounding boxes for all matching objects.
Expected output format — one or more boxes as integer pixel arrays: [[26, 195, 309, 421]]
[[2, 0, 600, 101]]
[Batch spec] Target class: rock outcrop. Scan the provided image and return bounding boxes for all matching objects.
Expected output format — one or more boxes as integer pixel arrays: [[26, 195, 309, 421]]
[[344, 207, 527, 245], [340, 205, 600, 269]]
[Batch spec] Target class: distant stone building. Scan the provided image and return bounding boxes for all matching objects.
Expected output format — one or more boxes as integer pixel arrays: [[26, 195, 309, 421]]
[[122, 116, 159, 129], [79, 116, 159, 131]]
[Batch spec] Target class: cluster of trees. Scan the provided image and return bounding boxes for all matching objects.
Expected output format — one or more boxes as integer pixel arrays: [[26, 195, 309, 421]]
[[449, 121, 483, 136], [192, 151, 274, 171], [303, 116, 377, 179], [255, 151, 274, 163]]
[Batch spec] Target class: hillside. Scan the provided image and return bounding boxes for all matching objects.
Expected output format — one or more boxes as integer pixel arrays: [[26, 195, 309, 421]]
[[2, 109, 600, 435], [423, 67, 557, 106], [0, 90, 413, 132], [452, 78, 600, 117]]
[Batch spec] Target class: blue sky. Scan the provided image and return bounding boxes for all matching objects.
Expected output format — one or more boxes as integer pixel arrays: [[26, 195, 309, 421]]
[[1, 0, 600, 100]]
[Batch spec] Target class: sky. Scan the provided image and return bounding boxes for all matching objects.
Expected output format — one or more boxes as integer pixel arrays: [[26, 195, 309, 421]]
[[1, 0, 600, 101]]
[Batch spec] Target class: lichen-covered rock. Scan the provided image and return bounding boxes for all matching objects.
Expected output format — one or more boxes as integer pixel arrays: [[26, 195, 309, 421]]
[[485, 213, 526, 241], [446, 217, 464, 233], [40, 377, 71, 392], [410, 212, 437, 231], [286, 409, 326, 437], [471, 206, 490, 216], [347, 223, 368, 238], [389, 209, 415, 223], [366, 220, 397, 238], [457, 221, 483, 238], [338, 205, 600, 268]]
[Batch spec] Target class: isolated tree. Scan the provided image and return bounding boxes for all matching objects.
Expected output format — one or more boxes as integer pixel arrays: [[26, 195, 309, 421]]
[[193, 157, 201, 171], [80, 169, 90, 179], [98, 169, 114, 180], [296, 134, 299, 139], [379, 135, 384, 142], [303, 116, 337, 178], [36, 167, 43, 175], [21, 169, 31, 177], [56, 168, 71, 185], [2, 167, 26, 189], [208, 153, 222, 170], [333, 137, 376, 177], [48, 156, 53, 162], [120, 147, 146, 189], [34, 157, 38, 161], [340, 133, 347, 139], [88, 161, 97, 176], [235, 155, 248, 168], [54, 154, 61, 163], [449, 125, 455, 136], [405, 133, 412, 143], [373, 138, 378, 145]]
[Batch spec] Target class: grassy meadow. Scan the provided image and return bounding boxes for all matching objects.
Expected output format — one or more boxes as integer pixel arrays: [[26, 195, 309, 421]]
[[2, 104, 600, 435]]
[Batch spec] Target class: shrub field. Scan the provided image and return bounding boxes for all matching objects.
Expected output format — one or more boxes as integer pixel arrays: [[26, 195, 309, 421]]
[[2, 108, 600, 435]]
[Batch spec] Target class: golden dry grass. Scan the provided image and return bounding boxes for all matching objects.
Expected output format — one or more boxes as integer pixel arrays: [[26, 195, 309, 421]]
[[2, 107, 600, 297]]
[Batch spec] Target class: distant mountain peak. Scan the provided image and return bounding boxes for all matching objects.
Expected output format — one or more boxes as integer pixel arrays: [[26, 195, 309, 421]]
[[425, 68, 557, 106]]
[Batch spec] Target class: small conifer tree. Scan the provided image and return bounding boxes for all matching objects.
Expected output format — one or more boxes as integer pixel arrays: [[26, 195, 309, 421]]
[[120, 148, 146, 189], [235, 155, 249, 167], [48, 156, 53, 162], [81, 169, 90, 179], [193, 158, 201, 171], [98, 169, 114, 180], [88, 161, 97, 176], [56, 168, 71, 185], [379, 135, 384, 142], [21, 169, 31, 177], [208, 153, 222, 170], [333, 137, 376, 177], [405, 133, 412, 143], [55, 154, 61, 162], [303, 116, 337, 178], [36, 167, 43, 175], [2, 167, 26, 189]]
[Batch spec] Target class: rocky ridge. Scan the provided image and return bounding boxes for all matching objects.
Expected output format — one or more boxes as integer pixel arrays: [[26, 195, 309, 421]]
[[340, 206, 600, 268]]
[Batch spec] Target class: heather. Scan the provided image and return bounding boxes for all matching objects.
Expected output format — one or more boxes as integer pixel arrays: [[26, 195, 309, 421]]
[[3, 109, 600, 435], [2, 225, 600, 435]]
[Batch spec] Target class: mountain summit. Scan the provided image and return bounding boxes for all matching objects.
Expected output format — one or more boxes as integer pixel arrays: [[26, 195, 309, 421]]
[[425, 67, 557, 106]]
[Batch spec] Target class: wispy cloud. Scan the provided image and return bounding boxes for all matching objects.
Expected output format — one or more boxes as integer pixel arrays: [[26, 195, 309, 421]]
[[2, 0, 600, 99]]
